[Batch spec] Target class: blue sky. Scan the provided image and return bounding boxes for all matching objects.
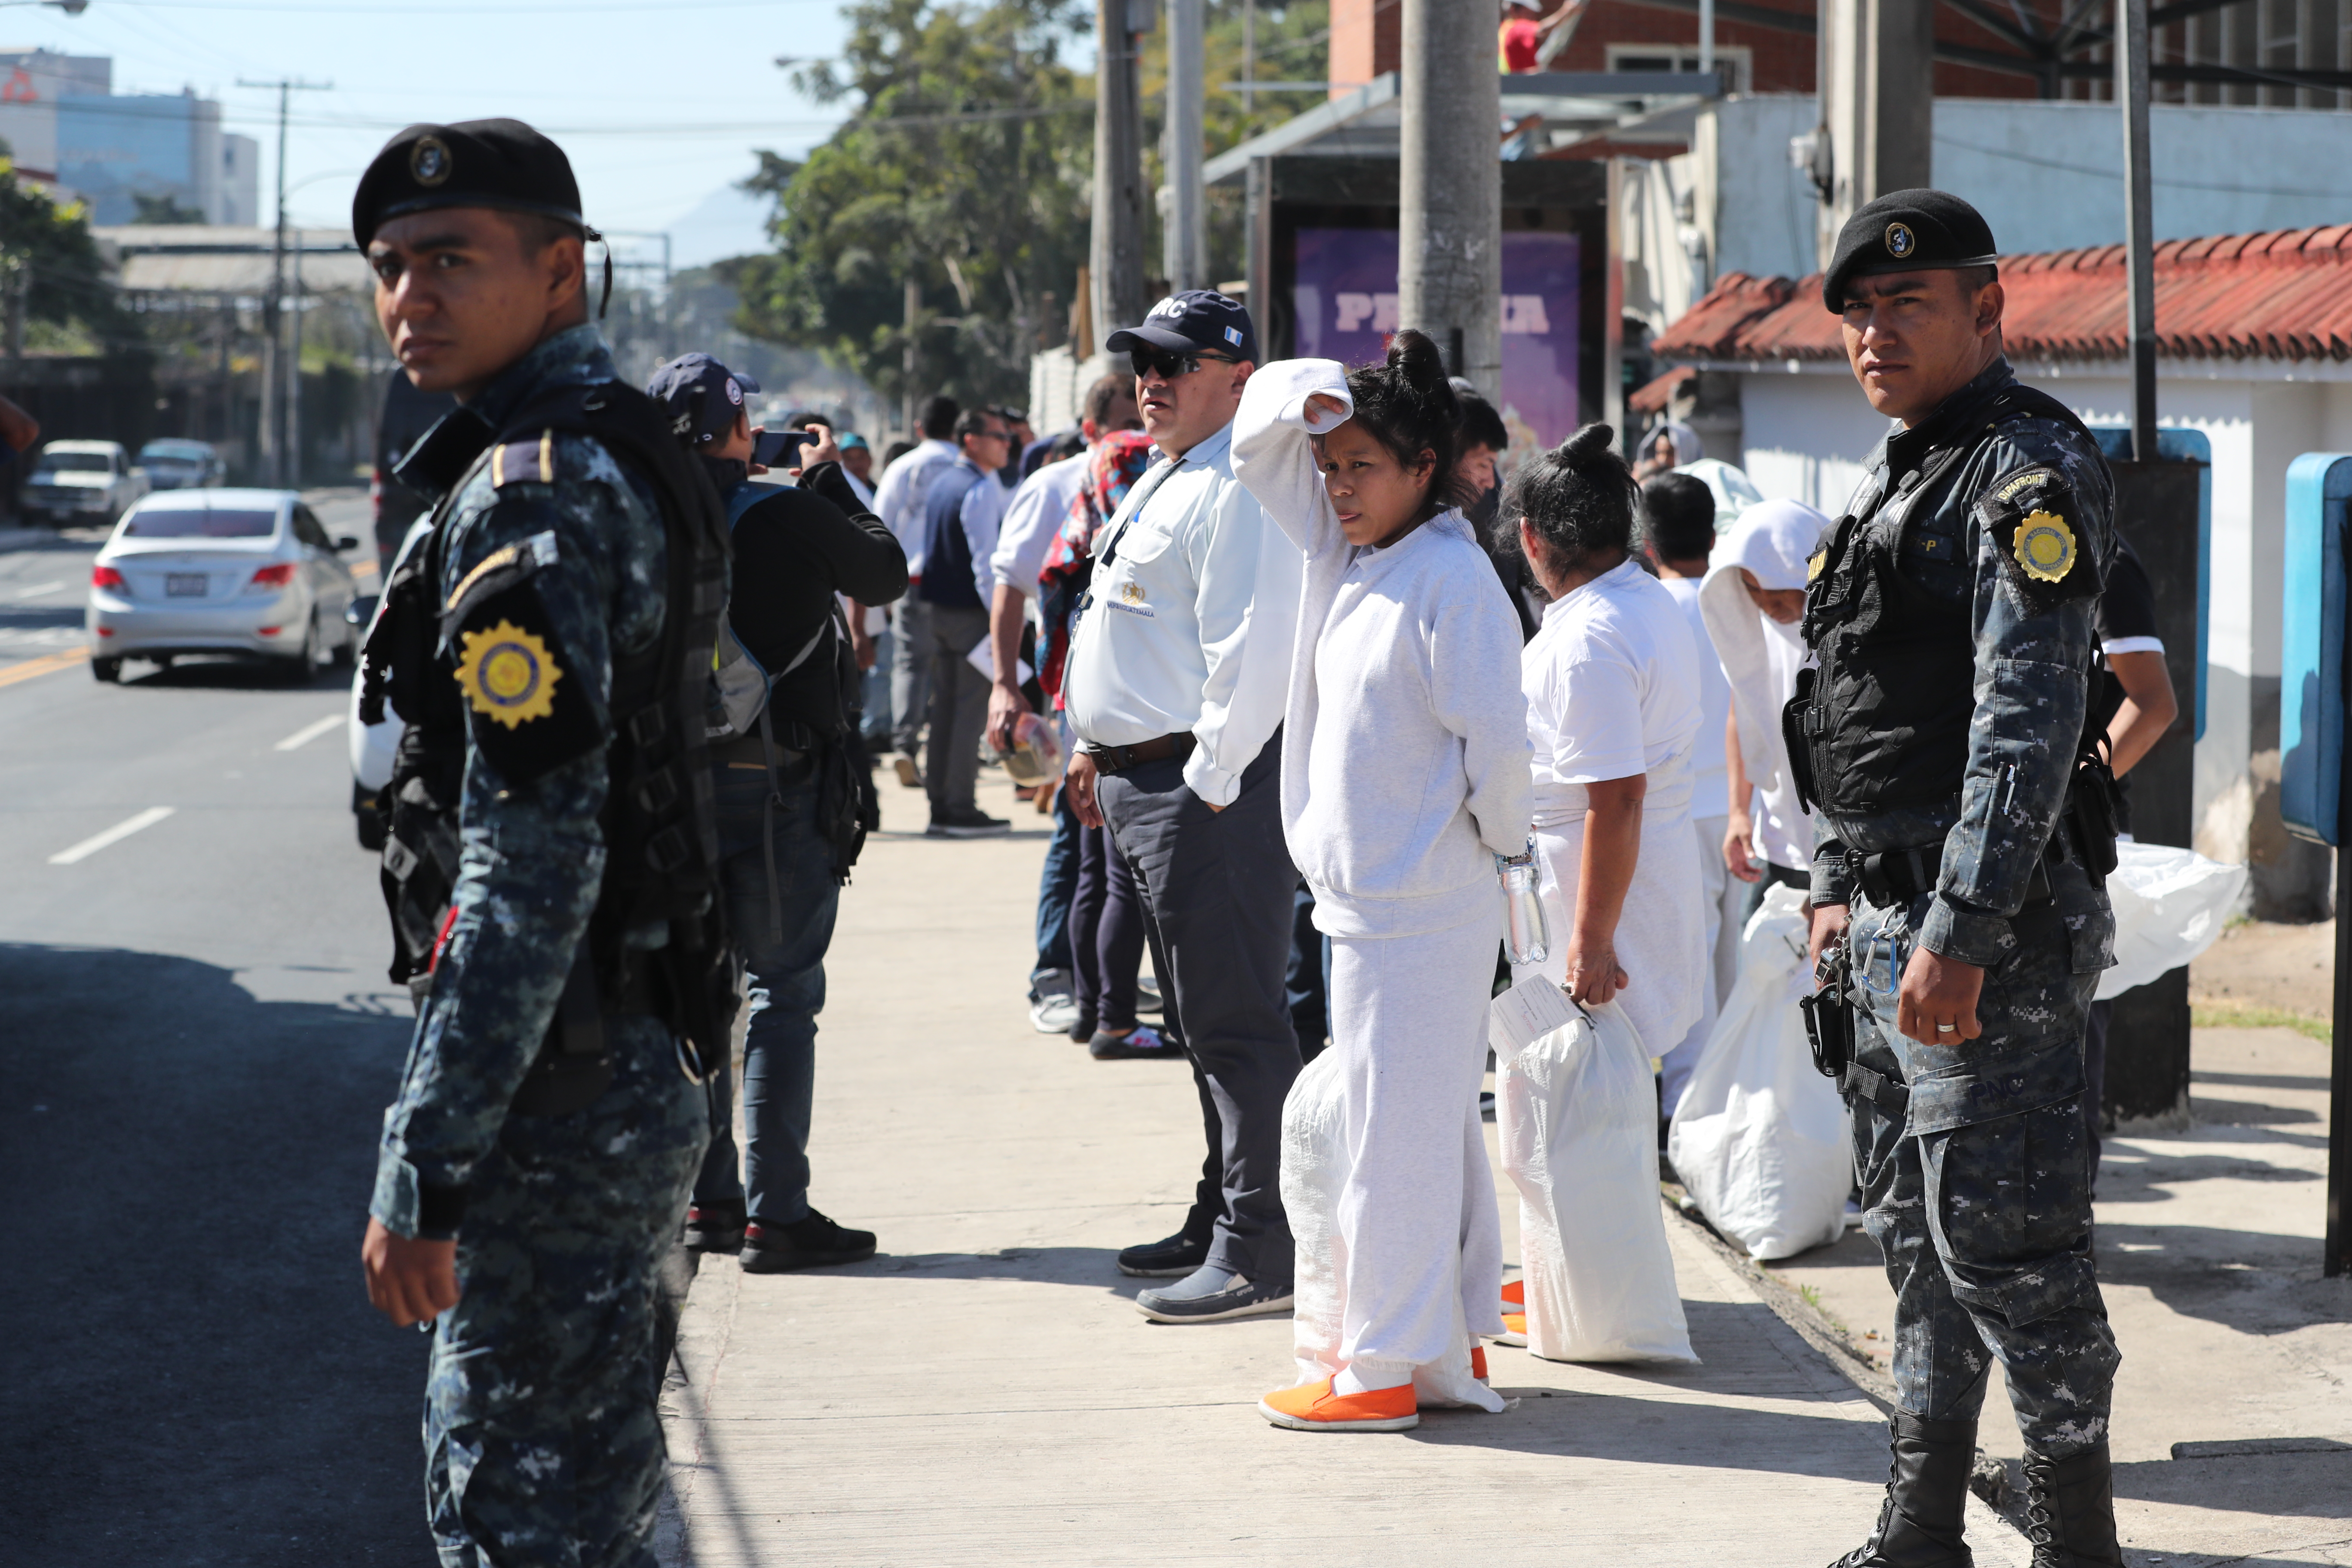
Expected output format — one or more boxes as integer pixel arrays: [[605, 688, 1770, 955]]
[[2, 0, 873, 267]]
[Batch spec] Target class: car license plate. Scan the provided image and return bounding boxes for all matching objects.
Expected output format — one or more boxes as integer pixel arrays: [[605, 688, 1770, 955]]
[[166, 573, 207, 598]]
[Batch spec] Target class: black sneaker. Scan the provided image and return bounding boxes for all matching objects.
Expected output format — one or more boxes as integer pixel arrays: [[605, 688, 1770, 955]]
[[739, 1210, 879, 1273], [1089, 1024, 1184, 1061], [1117, 1230, 1210, 1278], [684, 1198, 746, 1253], [1134, 1264, 1295, 1324], [925, 807, 1011, 839]]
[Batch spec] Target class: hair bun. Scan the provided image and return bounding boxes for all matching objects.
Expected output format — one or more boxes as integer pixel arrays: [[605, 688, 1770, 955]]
[[1385, 328, 1453, 396], [1560, 423, 1616, 463]]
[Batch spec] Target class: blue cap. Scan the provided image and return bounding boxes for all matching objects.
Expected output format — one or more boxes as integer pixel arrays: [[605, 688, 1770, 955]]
[[837, 432, 869, 452], [1106, 289, 1256, 364], [645, 352, 761, 447]]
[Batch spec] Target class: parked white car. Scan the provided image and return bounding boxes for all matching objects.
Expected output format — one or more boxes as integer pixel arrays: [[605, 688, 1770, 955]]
[[21, 439, 148, 526]]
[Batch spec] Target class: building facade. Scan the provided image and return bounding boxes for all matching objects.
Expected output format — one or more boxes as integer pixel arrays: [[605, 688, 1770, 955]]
[[0, 50, 257, 225]]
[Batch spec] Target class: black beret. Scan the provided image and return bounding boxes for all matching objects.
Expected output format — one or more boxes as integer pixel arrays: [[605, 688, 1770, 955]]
[[352, 118, 585, 248], [1823, 188, 2000, 312]]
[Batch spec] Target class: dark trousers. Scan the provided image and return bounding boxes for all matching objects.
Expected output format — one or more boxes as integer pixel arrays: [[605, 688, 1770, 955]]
[[1097, 733, 1299, 1283], [1286, 876, 1331, 1063], [693, 758, 839, 1227], [2082, 997, 2110, 1188], [922, 602, 992, 816], [1070, 819, 1150, 1034], [1032, 782, 1081, 992]]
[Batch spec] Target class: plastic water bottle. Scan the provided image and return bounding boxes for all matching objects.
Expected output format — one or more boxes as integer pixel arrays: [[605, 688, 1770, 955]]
[[1497, 840, 1548, 965]]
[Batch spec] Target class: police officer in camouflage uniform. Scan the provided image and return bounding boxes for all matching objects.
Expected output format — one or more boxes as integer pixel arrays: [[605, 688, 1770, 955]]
[[1795, 192, 2124, 1568], [352, 120, 733, 1568]]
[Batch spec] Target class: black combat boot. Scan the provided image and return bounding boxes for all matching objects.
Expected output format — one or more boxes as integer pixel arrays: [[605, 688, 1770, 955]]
[[2020, 1443, 2125, 1567], [1829, 1409, 1978, 1567]]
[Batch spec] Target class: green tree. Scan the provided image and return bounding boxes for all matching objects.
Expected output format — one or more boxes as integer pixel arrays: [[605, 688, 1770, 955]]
[[0, 154, 144, 357], [131, 192, 206, 226], [733, 0, 1094, 413]]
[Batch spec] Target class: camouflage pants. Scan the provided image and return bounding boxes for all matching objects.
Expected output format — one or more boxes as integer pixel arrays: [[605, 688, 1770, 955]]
[[1845, 878, 2119, 1458], [425, 1017, 709, 1568]]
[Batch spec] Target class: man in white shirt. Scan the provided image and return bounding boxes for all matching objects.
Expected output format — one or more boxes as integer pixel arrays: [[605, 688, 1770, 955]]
[[1643, 473, 1740, 1120], [987, 375, 1142, 1031], [915, 407, 1017, 837], [1062, 291, 1305, 1324], [871, 395, 965, 785]]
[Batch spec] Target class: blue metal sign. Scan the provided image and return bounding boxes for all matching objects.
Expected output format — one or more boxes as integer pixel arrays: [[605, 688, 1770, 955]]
[[2281, 452, 2352, 847]]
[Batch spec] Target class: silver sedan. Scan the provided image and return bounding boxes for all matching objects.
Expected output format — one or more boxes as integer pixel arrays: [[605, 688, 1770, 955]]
[[86, 489, 362, 683]]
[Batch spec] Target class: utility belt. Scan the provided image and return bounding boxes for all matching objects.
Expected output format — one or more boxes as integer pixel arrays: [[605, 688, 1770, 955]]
[[1086, 730, 1195, 775], [712, 727, 816, 781], [1798, 935, 1914, 1118], [1849, 839, 2053, 909]]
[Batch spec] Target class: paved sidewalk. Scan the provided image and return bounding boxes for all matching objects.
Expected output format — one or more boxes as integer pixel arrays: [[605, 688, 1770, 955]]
[[656, 772, 2035, 1566]]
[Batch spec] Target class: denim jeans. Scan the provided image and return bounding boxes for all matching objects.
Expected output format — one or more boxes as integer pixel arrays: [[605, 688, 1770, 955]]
[[1031, 783, 1080, 994], [693, 754, 839, 1226]]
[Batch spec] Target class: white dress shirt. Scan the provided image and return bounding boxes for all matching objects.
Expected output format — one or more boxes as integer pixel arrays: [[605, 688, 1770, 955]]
[[990, 451, 1090, 599], [871, 436, 960, 576], [1062, 420, 1303, 806]]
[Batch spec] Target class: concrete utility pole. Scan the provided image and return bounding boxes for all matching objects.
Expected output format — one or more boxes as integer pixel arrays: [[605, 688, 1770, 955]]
[[1162, 0, 1208, 294], [901, 275, 920, 444], [1814, 0, 1932, 267], [238, 76, 328, 488], [1091, 0, 1152, 343], [1397, 0, 1500, 393]]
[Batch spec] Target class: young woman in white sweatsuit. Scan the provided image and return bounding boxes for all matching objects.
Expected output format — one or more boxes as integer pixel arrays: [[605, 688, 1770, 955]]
[[1230, 331, 1532, 1432]]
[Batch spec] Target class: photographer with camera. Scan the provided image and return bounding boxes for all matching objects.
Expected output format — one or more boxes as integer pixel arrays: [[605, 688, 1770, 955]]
[[646, 353, 907, 1272]]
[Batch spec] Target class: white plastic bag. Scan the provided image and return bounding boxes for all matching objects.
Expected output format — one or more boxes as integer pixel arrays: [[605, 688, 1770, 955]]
[[1492, 992, 1696, 1363], [1279, 1049, 1500, 1409], [1666, 883, 1850, 1262], [2096, 842, 2249, 999]]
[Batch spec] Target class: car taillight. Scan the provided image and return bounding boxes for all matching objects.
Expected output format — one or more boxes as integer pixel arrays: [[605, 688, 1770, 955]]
[[250, 563, 297, 589], [91, 565, 126, 590]]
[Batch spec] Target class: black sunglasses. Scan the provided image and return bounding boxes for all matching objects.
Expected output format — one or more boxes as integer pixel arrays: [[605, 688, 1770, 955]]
[[1130, 347, 1238, 381]]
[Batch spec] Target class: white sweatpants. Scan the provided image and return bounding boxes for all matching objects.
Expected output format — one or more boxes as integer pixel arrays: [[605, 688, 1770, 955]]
[[1324, 907, 1507, 1390], [1658, 812, 1746, 1116]]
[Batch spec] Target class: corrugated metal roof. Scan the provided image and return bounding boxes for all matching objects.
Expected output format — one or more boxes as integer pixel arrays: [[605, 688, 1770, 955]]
[[116, 250, 373, 295], [1653, 227, 2352, 366]]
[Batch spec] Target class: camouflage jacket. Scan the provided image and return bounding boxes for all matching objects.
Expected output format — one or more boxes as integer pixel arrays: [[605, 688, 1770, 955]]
[[370, 325, 668, 1239], [1807, 357, 2115, 968]]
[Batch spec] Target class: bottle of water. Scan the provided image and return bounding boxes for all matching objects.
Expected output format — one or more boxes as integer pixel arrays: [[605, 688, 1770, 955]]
[[1497, 840, 1548, 965]]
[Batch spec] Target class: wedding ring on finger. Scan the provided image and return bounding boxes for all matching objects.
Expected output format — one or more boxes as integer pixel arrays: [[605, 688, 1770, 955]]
[[1935, 1021, 1958, 1035]]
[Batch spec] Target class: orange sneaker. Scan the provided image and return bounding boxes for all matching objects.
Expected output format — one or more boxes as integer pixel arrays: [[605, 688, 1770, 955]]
[[1470, 1345, 1489, 1382], [1494, 1311, 1529, 1348], [1258, 1377, 1419, 1432], [1501, 1279, 1524, 1310]]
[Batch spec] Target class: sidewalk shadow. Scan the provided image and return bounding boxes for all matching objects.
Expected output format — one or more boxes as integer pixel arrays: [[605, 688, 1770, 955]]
[[2088, 1219, 2352, 1335], [812, 1245, 1132, 1289], [2115, 1449, 2352, 1565], [0, 942, 430, 1566], [1404, 1381, 1881, 1482]]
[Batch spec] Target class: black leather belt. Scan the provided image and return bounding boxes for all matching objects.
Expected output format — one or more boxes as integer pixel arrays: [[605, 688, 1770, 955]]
[[1087, 732, 1196, 775], [1852, 840, 2050, 906]]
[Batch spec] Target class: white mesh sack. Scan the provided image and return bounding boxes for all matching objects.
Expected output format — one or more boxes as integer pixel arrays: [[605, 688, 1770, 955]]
[[1278, 1047, 1501, 1409], [1494, 994, 1696, 1363], [2096, 842, 2249, 999], [1666, 882, 1850, 1262]]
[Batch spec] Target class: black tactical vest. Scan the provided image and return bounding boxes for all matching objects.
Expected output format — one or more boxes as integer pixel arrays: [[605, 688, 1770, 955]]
[[360, 381, 735, 1108], [1788, 384, 2097, 819]]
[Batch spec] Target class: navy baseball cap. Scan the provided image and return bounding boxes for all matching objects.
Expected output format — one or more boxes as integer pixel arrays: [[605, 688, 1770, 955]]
[[1106, 289, 1257, 364], [645, 352, 761, 447]]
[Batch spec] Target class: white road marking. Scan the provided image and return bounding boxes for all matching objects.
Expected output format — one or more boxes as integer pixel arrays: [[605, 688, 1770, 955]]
[[6, 581, 65, 600], [49, 806, 175, 865], [273, 714, 346, 752]]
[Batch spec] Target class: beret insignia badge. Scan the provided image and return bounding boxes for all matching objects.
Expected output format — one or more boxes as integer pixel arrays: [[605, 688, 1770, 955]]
[[2011, 510, 2077, 584], [410, 135, 453, 188], [1885, 222, 1916, 259], [455, 619, 560, 726]]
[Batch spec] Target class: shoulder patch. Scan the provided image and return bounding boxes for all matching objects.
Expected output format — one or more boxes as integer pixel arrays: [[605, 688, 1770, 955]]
[[455, 619, 562, 727], [489, 430, 557, 489], [1975, 464, 2100, 606]]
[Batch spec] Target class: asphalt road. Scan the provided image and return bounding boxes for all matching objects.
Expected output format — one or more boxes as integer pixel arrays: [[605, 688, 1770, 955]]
[[0, 491, 441, 1566]]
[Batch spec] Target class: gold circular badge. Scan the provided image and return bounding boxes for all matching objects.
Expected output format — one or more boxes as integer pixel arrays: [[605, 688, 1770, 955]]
[[1885, 221, 1916, 260], [2012, 510, 2076, 584], [410, 135, 453, 188], [454, 619, 560, 727], [1807, 549, 1827, 583]]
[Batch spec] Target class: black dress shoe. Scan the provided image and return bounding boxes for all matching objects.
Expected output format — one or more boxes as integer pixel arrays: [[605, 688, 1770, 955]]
[[740, 1210, 878, 1273], [683, 1199, 746, 1253], [1116, 1230, 1210, 1278]]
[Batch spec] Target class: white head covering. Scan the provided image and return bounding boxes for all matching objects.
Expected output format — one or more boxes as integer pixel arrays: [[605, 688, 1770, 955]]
[[1698, 499, 1831, 790], [1647, 420, 1702, 467]]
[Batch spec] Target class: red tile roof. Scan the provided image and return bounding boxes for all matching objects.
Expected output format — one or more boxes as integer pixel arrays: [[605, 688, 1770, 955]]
[[1652, 227, 2352, 366]]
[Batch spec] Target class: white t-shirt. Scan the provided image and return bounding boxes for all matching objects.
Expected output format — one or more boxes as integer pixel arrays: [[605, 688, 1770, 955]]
[[1660, 573, 1731, 821], [1522, 557, 1703, 828]]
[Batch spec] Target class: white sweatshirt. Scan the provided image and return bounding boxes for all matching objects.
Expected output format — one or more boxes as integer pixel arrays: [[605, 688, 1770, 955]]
[[1232, 359, 1533, 938]]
